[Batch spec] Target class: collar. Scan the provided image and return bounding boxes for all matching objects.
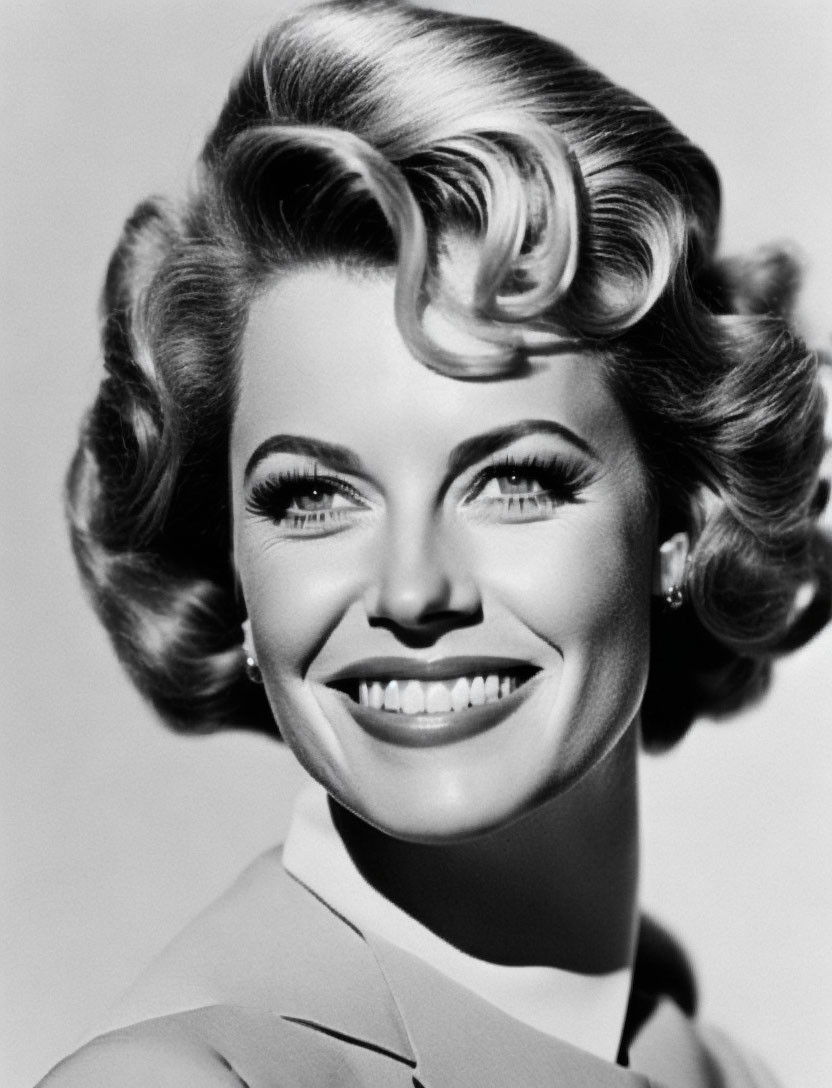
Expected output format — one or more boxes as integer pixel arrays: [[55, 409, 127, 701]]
[[86, 801, 710, 1086], [283, 782, 632, 1063]]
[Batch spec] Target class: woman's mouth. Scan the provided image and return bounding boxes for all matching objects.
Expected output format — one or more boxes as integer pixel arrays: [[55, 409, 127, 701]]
[[350, 671, 532, 714], [323, 658, 542, 747]]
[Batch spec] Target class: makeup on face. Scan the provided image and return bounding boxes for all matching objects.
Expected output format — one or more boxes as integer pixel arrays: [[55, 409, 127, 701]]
[[231, 266, 657, 840], [242, 422, 597, 538]]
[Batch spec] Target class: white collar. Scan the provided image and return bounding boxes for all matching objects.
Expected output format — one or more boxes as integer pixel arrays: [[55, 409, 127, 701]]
[[283, 783, 632, 1062]]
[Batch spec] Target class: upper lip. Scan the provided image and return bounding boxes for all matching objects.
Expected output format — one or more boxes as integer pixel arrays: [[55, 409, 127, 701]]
[[324, 656, 539, 684]]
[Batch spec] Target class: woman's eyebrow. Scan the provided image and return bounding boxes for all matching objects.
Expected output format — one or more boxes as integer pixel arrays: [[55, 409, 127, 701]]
[[446, 419, 599, 478], [243, 435, 363, 482]]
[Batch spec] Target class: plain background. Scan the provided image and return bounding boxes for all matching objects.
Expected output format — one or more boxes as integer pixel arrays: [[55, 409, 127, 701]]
[[1, 1, 830, 1086]]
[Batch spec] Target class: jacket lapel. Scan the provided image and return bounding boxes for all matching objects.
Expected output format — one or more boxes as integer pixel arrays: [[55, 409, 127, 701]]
[[218, 856, 718, 1087], [365, 931, 660, 1088], [85, 847, 723, 1087], [262, 861, 416, 1064]]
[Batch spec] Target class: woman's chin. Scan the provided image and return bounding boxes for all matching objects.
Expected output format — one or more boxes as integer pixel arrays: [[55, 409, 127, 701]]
[[340, 784, 541, 845], [273, 665, 637, 844]]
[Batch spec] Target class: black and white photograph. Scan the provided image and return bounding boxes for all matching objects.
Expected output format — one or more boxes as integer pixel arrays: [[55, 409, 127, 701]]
[[2, 2, 830, 1086]]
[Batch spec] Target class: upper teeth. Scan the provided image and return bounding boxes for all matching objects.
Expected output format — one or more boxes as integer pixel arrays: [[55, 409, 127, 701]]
[[358, 675, 517, 714]]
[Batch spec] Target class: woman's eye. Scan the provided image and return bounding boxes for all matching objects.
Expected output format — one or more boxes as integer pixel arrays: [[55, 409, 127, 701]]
[[246, 472, 368, 533], [477, 472, 549, 498], [465, 456, 592, 520], [291, 484, 340, 512]]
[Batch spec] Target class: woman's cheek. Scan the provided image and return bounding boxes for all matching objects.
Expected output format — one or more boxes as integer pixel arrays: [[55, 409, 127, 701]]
[[469, 512, 644, 642], [241, 535, 366, 678], [474, 509, 653, 712]]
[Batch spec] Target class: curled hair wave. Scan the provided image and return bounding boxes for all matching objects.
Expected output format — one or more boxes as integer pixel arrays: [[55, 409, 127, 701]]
[[68, 0, 830, 746]]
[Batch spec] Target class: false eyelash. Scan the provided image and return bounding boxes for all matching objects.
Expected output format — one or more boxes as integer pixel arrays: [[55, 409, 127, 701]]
[[466, 453, 594, 505], [246, 468, 364, 526]]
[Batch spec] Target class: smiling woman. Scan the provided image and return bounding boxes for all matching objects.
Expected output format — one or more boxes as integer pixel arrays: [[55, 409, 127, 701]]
[[233, 268, 655, 844], [36, 1, 829, 1086]]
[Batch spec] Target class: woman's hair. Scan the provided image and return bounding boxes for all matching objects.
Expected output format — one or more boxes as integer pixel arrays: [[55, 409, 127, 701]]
[[68, 0, 830, 749]]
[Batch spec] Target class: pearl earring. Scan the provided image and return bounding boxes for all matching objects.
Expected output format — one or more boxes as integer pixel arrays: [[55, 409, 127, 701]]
[[241, 618, 263, 684], [658, 531, 689, 611], [243, 652, 263, 684]]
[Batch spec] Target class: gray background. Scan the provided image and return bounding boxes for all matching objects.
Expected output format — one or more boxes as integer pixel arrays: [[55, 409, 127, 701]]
[[2, 1, 830, 1086]]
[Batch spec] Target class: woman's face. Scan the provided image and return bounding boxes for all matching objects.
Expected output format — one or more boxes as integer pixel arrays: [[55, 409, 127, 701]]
[[231, 266, 657, 841]]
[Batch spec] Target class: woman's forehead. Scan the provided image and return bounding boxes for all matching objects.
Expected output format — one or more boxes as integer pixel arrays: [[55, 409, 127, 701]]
[[233, 266, 630, 468]]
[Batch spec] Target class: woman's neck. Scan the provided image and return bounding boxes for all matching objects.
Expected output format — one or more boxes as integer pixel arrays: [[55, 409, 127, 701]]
[[331, 723, 640, 975]]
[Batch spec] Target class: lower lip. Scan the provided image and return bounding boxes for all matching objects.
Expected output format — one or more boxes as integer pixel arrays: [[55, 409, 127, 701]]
[[331, 673, 543, 748]]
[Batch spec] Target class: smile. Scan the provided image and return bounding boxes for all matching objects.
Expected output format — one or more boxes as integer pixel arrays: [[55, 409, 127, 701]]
[[324, 657, 542, 747], [356, 672, 527, 714]]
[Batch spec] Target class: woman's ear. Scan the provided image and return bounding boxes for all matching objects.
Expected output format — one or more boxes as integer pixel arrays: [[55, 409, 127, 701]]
[[653, 531, 690, 607], [242, 617, 254, 656]]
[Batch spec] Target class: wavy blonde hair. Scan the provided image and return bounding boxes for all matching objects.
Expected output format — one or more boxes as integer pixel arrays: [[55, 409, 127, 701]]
[[68, 0, 829, 748]]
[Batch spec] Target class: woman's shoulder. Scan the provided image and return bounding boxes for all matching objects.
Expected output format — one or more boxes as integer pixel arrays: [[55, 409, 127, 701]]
[[35, 857, 413, 1086], [94, 847, 400, 1033], [37, 1001, 781, 1088], [34, 853, 309, 1087], [35, 858, 783, 1088], [35, 1005, 418, 1088], [88, 847, 337, 1031], [629, 998, 783, 1088], [36, 1014, 246, 1087]]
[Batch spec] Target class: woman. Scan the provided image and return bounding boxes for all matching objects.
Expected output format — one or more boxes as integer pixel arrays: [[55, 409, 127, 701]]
[[38, 0, 829, 1084]]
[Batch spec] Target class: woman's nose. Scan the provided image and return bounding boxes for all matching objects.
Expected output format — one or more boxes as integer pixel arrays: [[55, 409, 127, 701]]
[[364, 518, 482, 634]]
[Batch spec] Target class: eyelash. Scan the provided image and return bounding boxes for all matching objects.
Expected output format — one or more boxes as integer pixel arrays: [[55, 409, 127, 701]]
[[246, 454, 592, 534], [465, 454, 593, 517], [246, 469, 366, 532]]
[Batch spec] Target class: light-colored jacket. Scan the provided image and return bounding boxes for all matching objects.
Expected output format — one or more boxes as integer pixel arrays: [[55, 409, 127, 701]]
[[38, 849, 780, 1088]]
